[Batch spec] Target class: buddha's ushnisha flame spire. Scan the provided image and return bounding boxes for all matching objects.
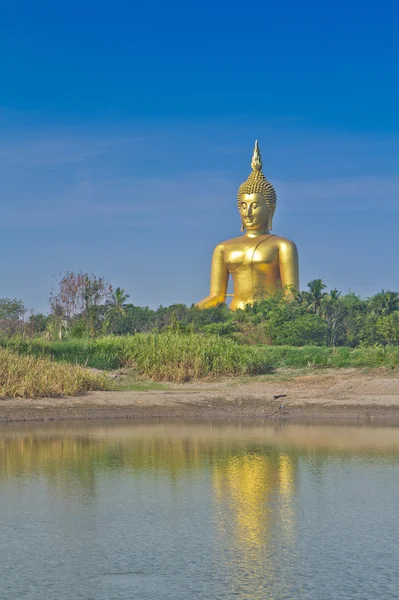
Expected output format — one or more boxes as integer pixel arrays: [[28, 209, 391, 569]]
[[237, 140, 277, 214], [251, 139, 262, 172]]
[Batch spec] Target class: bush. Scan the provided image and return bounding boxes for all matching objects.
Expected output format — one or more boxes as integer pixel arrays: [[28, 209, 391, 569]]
[[1, 333, 270, 382], [4, 334, 399, 385], [270, 314, 328, 346], [0, 348, 108, 398], [257, 345, 399, 369]]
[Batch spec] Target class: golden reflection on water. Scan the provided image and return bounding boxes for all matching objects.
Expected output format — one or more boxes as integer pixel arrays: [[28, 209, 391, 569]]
[[2, 421, 399, 597], [1, 421, 399, 482], [211, 451, 297, 599], [278, 453, 295, 541], [213, 454, 273, 549], [1, 421, 398, 599]]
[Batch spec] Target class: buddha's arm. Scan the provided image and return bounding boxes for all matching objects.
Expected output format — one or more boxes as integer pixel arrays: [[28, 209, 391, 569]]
[[278, 239, 299, 295], [196, 244, 229, 309]]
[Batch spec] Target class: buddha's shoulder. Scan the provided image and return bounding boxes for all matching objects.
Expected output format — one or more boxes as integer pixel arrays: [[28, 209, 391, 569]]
[[215, 235, 245, 249], [213, 234, 297, 252], [216, 234, 297, 246], [269, 235, 298, 249]]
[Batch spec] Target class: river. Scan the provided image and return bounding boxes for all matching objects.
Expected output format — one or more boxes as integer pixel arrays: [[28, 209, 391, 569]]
[[1, 420, 398, 599]]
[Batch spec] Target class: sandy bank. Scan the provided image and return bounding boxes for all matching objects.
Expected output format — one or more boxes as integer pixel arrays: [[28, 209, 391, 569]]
[[2, 369, 399, 423]]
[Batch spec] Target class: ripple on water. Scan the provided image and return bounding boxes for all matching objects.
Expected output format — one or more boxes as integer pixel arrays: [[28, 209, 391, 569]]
[[0, 420, 399, 600]]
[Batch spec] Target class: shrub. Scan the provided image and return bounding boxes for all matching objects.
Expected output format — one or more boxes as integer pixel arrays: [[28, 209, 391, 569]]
[[0, 348, 108, 398], [270, 314, 328, 346], [1, 333, 269, 382], [257, 345, 399, 369]]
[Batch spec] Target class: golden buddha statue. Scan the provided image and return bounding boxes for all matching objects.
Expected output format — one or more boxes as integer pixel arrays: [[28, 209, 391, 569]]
[[196, 141, 299, 310]]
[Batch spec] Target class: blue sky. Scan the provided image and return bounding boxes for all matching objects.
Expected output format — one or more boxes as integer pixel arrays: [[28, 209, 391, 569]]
[[1, 0, 399, 313]]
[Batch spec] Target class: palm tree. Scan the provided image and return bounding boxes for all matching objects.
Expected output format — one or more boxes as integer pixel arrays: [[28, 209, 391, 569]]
[[319, 289, 345, 346], [329, 288, 341, 302], [320, 289, 341, 319], [104, 288, 130, 333], [306, 279, 327, 315], [369, 290, 399, 317], [108, 287, 130, 313], [295, 290, 311, 307]]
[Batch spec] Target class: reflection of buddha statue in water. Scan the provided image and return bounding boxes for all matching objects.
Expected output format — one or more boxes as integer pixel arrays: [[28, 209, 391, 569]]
[[196, 141, 299, 310]]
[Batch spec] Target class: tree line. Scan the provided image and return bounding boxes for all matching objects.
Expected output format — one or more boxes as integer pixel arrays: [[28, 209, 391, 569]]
[[2, 271, 399, 347]]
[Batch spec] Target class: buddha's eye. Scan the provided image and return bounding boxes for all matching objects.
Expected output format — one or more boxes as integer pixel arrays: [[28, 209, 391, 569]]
[[252, 203, 260, 209], [241, 203, 247, 209]]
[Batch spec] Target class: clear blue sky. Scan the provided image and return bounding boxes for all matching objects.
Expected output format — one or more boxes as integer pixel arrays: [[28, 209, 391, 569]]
[[1, 0, 399, 312]]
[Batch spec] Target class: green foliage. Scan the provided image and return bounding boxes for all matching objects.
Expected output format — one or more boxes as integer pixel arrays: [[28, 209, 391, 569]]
[[270, 314, 328, 346], [0, 298, 25, 320], [257, 345, 399, 369], [2, 337, 125, 370], [305, 279, 327, 315], [7, 277, 399, 350], [369, 290, 399, 316], [359, 313, 399, 347], [231, 292, 327, 346], [28, 313, 48, 335], [5, 335, 399, 382], [233, 323, 272, 345], [1, 333, 269, 382], [0, 348, 108, 398], [201, 321, 237, 336], [68, 319, 91, 339], [104, 287, 130, 333], [49, 271, 112, 336], [375, 314, 399, 346], [114, 305, 157, 334]]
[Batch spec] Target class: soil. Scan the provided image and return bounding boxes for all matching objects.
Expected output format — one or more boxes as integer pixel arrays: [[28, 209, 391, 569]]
[[2, 368, 399, 423]]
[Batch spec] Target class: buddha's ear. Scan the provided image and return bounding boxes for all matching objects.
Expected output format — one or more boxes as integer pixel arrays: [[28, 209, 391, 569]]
[[268, 215, 273, 231]]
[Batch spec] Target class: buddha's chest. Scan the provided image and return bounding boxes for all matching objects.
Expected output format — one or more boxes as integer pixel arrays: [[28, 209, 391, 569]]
[[225, 241, 278, 273]]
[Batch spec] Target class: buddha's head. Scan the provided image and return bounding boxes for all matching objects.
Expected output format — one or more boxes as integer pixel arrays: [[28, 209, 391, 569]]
[[237, 141, 277, 233]]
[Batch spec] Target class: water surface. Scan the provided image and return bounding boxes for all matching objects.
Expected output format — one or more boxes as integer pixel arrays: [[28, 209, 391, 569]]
[[1, 420, 398, 599]]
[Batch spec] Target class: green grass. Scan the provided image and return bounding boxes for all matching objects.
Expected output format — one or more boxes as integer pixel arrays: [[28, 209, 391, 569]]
[[1, 333, 269, 383], [112, 379, 170, 392], [3, 335, 399, 384], [0, 348, 108, 398], [256, 345, 399, 369]]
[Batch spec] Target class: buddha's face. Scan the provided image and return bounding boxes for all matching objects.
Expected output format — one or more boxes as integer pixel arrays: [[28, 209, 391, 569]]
[[239, 193, 270, 231]]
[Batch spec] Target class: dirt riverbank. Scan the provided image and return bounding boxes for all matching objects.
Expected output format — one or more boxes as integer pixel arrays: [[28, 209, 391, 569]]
[[2, 368, 399, 423]]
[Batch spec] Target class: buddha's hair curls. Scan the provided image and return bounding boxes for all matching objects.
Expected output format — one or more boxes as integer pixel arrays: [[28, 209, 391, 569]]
[[237, 170, 277, 215], [237, 141, 277, 215]]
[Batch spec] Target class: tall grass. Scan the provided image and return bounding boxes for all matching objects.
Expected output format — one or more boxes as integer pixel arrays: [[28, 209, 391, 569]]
[[258, 345, 399, 369], [2, 335, 399, 384], [0, 348, 108, 398], [1, 333, 268, 382]]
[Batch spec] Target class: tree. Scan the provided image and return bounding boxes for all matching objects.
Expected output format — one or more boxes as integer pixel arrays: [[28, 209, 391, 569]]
[[319, 289, 344, 346], [108, 288, 130, 313], [104, 288, 130, 333], [0, 298, 26, 321], [28, 313, 49, 335], [271, 313, 328, 346], [48, 302, 66, 341], [375, 314, 399, 346], [338, 292, 368, 347], [306, 279, 327, 315], [49, 271, 112, 335], [369, 290, 399, 317], [320, 289, 341, 321], [295, 290, 311, 307], [112, 305, 157, 335]]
